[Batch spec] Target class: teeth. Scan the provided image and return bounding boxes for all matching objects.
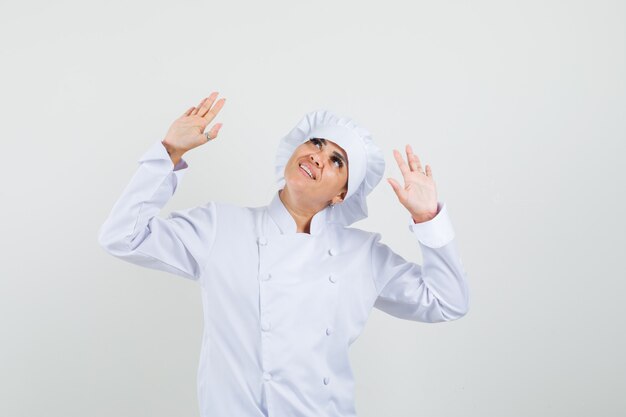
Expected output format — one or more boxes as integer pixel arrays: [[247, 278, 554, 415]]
[[299, 163, 314, 179]]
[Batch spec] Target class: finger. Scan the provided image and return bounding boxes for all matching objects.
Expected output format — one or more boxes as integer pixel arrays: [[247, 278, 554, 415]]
[[406, 144, 423, 172], [425, 164, 433, 178], [202, 97, 226, 122], [387, 177, 406, 202], [212, 123, 223, 136], [197, 91, 220, 118], [182, 106, 195, 117], [205, 123, 223, 141], [405, 144, 418, 171], [191, 96, 209, 116], [393, 149, 411, 177]]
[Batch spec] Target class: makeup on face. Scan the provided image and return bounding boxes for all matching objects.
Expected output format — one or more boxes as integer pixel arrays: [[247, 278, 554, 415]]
[[308, 138, 347, 169]]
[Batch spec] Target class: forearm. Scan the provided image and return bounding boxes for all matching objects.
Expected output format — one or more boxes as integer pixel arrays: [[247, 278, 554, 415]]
[[98, 141, 186, 254], [418, 238, 470, 320]]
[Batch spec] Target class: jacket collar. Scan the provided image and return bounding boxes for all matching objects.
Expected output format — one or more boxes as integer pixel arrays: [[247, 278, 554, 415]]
[[268, 189, 328, 235]]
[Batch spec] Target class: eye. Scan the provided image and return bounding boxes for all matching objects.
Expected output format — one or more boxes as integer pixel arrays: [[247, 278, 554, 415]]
[[331, 155, 343, 168], [309, 138, 322, 149], [309, 138, 343, 168]]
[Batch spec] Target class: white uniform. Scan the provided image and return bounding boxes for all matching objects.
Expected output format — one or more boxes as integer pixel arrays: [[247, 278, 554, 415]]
[[98, 140, 470, 417]]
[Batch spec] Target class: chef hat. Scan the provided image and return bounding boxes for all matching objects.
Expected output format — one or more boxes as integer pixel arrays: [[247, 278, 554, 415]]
[[274, 109, 385, 226]]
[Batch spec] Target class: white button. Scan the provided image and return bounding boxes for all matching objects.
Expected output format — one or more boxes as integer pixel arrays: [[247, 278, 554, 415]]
[[328, 274, 337, 283], [263, 372, 272, 381], [323, 376, 330, 385], [258, 236, 267, 245], [261, 320, 271, 331], [260, 272, 272, 281], [328, 247, 336, 256], [326, 327, 333, 335]]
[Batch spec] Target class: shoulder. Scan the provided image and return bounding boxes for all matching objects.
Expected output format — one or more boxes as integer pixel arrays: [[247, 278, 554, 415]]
[[211, 200, 266, 224], [212, 200, 260, 213], [331, 224, 381, 245]]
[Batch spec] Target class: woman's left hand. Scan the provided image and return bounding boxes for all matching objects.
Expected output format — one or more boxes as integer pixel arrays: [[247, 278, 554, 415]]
[[387, 144, 439, 223]]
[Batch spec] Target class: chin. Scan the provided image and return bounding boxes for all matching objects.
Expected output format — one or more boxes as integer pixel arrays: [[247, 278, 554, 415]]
[[286, 166, 312, 187], [284, 177, 308, 196]]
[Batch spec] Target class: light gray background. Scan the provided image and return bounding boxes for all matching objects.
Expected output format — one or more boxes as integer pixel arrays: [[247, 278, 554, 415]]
[[1, 0, 624, 416]]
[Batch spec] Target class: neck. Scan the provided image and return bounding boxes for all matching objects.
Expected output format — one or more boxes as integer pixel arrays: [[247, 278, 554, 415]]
[[279, 187, 324, 234]]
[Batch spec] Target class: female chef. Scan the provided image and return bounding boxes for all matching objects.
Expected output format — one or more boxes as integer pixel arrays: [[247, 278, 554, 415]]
[[98, 91, 470, 417]]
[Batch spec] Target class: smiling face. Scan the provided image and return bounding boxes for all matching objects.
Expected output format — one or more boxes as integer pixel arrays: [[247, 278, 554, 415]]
[[283, 137, 349, 208]]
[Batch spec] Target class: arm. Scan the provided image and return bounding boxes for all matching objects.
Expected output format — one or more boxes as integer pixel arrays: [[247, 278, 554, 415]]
[[98, 92, 226, 281], [97, 140, 218, 281], [371, 201, 470, 322]]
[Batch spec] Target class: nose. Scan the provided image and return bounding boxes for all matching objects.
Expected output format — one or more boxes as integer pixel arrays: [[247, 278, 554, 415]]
[[309, 152, 323, 167]]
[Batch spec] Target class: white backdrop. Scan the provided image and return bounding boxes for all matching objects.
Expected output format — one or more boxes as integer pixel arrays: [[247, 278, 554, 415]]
[[1, 0, 625, 416]]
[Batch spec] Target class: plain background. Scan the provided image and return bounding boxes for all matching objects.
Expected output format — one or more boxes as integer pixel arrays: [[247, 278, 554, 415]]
[[1, 0, 624, 416]]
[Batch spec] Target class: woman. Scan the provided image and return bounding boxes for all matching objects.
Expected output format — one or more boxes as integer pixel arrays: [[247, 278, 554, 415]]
[[98, 91, 470, 417]]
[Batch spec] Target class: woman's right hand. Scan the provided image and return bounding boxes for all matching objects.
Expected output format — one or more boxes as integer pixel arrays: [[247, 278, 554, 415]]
[[161, 91, 226, 162]]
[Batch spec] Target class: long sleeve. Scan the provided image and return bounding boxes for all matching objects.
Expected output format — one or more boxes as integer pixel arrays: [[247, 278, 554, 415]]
[[371, 202, 470, 323], [97, 140, 218, 281]]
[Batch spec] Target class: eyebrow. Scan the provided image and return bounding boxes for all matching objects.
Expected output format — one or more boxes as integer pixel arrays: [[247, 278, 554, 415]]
[[317, 138, 347, 165]]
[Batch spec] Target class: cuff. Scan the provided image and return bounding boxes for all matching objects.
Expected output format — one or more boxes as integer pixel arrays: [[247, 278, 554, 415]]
[[407, 201, 455, 248], [173, 158, 188, 171], [137, 140, 189, 171]]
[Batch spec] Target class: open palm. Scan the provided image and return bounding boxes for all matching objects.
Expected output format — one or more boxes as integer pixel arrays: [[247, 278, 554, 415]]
[[387, 144, 439, 223], [163, 91, 226, 153]]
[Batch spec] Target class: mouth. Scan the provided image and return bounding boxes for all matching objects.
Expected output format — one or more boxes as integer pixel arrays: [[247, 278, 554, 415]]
[[298, 162, 316, 180]]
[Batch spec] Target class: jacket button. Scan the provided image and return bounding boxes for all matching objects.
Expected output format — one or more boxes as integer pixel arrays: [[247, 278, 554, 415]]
[[261, 320, 271, 331], [258, 236, 268, 245], [328, 247, 336, 256], [328, 274, 337, 283], [326, 327, 333, 335], [261, 272, 272, 281], [263, 372, 272, 381], [323, 376, 330, 385]]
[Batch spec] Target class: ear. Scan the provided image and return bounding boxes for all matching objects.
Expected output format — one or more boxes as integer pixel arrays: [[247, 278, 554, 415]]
[[330, 188, 347, 205]]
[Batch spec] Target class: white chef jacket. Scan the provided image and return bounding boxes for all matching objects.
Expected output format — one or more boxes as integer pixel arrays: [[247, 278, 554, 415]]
[[97, 140, 470, 417]]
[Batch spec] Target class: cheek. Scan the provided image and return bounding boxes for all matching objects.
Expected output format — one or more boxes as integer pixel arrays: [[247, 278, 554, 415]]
[[332, 170, 348, 186], [286, 153, 303, 170]]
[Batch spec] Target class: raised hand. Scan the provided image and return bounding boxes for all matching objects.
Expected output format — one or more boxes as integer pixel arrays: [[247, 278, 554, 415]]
[[161, 91, 226, 162], [387, 144, 439, 223]]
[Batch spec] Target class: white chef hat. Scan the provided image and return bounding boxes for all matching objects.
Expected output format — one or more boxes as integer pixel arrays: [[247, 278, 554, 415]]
[[274, 109, 385, 226]]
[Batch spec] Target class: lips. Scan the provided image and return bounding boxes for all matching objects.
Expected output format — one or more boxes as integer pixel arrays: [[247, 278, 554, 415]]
[[298, 162, 317, 180]]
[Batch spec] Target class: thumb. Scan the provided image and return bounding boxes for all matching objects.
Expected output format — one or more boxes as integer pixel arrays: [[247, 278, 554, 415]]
[[387, 178, 405, 201]]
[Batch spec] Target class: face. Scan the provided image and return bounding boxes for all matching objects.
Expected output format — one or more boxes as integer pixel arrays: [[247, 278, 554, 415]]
[[283, 137, 349, 208]]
